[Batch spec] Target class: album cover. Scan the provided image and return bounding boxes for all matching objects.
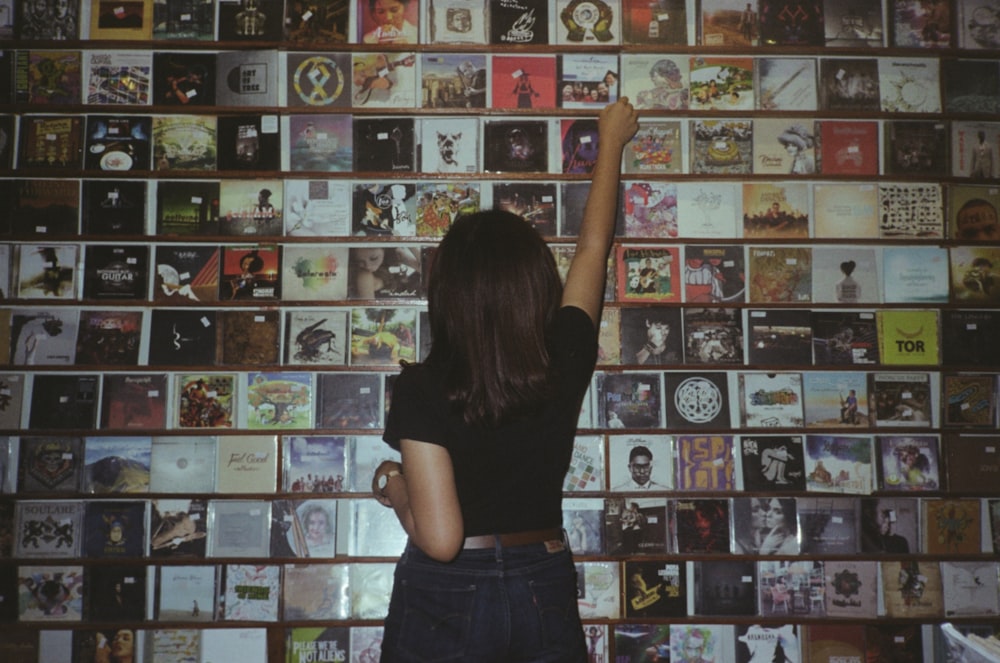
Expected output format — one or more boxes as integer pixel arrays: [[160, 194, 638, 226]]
[[152, 51, 216, 106], [149, 498, 208, 558], [220, 244, 280, 301], [942, 309, 1000, 366], [621, 181, 677, 238], [349, 307, 417, 366], [810, 312, 877, 367], [943, 58, 1000, 116], [316, 372, 382, 429], [0, 374, 25, 430], [8, 307, 78, 367], [82, 436, 151, 495], [756, 56, 817, 111], [218, 180, 283, 237], [818, 57, 880, 111], [739, 372, 804, 428], [9, 179, 79, 237], [802, 370, 870, 430], [81, 247, 149, 304], [621, 54, 689, 115], [884, 121, 949, 180], [418, 117, 478, 174], [878, 57, 942, 115], [216, 0, 283, 39], [285, 52, 350, 111], [557, 53, 618, 110], [879, 182, 945, 240], [672, 498, 729, 554], [622, 121, 683, 177], [282, 436, 346, 493], [991, 499, 1000, 553], [621, 0, 686, 43], [948, 183, 1000, 242], [207, 499, 271, 558], [347, 502, 407, 559], [815, 120, 878, 176], [200, 628, 268, 663], [152, 115, 217, 171], [924, 498, 982, 555], [593, 296, 618, 359], [745, 309, 811, 367], [14, 244, 78, 301], [286, 626, 351, 663], [689, 56, 754, 111], [950, 246, 1000, 307], [623, 559, 686, 618], [822, 0, 882, 43], [350, 52, 417, 108], [735, 625, 801, 663], [154, 180, 220, 236], [881, 560, 944, 620], [15, 51, 82, 105], [279, 247, 347, 303], [352, 117, 415, 174], [17, 565, 84, 621], [156, 565, 216, 622], [614, 624, 672, 663], [14, 500, 83, 558], [812, 182, 879, 238], [482, 119, 551, 173], [748, 248, 817, 306], [554, 0, 619, 44], [147, 309, 218, 366], [869, 371, 934, 427], [220, 563, 281, 623], [82, 115, 152, 173], [216, 116, 281, 172], [803, 434, 873, 494], [822, 559, 878, 619], [876, 309, 940, 366], [604, 496, 669, 555], [282, 564, 349, 621], [576, 562, 619, 621], [16, 437, 82, 493], [488, 0, 549, 42], [0, 115, 14, 170], [615, 245, 680, 303], [662, 373, 730, 432], [681, 307, 743, 365], [283, 0, 348, 40], [596, 371, 663, 429], [681, 248, 744, 308], [282, 310, 346, 367], [752, 123, 816, 179], [619, 307, 681, 367], [756, 560, 821, 616], [30, 374, 99, 430], [700, 0, 758, 45], [346, 434, 399, 495], [941, 561, 1000, 618], [758, 0, 823, 45], [88, 0, 153, 38], [811, 248, 879, 306], [676, 436, 734, 491], [490, 182, 557, 236], [608, 434, 672, 491], [175, 373, 235, 429], [882, 245, 948, 303], [690, 119, 752, 175], [875, 434, 940, 492], [797, 496, 859, 554], [694, 560, 757, 617], [286, 115, 352, 173], [149, 435, 216, 494], [414, 182, 480, 238], [674, 182, 740, 239], [282, 180, 350, 237], [17, 115, 83, 169], [944, 435, 1000, 492], [213, 435, 277, 494], [738, 436, 805, 492], [152, 245, 219, 304], [81, 499, 146, 563], [81, 180, 147, 236], [214, 51, 278, 108], [245, 373, 312, 430], [491, 54, 557, 109], [564, 434, 604, 492], [804, 624, 867, 662], [217, 310, 279, 367], [558, 118, 599, 175], [152, 0, 215, 39], [561, 497, 605, 554], [83, 50, 152, 105], [891, 0, 951, 47]]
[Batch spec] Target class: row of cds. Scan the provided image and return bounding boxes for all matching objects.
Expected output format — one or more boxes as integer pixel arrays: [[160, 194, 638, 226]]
[[7, 109, 1000, 180], [11, 47, 1000, 114], [5, 426, 1000, 496], [7, 0, 1000, 52], [7, 178, 999, 242], [6, 623, 999, 663]]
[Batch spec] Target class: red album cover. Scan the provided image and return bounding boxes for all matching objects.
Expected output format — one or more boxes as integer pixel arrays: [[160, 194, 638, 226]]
[[818, 120, 879, 175], [491, 54, 557, 110]]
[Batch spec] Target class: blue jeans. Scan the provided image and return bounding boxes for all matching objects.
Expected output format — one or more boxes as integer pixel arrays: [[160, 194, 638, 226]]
[[381, 537, 587, 662]]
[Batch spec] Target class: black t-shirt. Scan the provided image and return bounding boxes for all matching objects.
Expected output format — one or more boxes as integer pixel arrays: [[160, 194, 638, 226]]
[[383, 305, 598, 536]]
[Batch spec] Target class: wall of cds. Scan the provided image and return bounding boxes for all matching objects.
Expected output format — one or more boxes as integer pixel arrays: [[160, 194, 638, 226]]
[[3, 0, 1000, 661]]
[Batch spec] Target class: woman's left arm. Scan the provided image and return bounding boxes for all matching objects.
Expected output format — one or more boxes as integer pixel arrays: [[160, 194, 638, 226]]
[[373, 439, 463, 562]]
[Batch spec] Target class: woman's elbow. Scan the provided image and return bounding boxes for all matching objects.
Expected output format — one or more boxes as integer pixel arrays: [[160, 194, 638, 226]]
[[413, 531, 464, 562]]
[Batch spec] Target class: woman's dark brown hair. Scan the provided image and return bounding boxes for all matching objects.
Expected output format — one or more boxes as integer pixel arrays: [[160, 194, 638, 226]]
[[423, 210, 564, 426]]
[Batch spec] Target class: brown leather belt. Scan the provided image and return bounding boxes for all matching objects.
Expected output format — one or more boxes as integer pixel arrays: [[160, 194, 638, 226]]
[[463, 528, 564, 549]]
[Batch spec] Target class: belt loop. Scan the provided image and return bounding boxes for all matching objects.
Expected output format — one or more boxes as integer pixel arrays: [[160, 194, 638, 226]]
[[494, 534, 503, 564]]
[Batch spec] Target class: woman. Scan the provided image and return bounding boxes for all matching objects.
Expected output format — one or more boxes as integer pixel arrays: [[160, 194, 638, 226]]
[[758, 497, 799, 555], [373, 99, 638, 662]]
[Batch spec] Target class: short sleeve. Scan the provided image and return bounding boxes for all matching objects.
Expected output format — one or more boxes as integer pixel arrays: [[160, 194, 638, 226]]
[[551, 305, 599, 389], [382, 366, 449, 451]]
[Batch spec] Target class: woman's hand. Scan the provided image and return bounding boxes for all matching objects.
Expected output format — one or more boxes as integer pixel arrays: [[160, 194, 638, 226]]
[[372, 460, 403, 507], [598, 97, 639, 152]]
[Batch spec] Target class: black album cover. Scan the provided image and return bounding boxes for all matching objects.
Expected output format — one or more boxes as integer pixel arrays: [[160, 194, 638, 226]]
[[492, 182, 558, 236], [884, 120, 949, 176], [83, 115, 152, 172], [811, 310, 879, 365], [81, 180, 147, 235], [818, 57, 880, 111], [10, 179, 80, 236], [682, 307, 744, 365], [798, 496, 859, 555], [747, 308, 813, 365], [620, 306, 682, 366], [738, 435, 806, 492], [604, 496, 669, 555], [759, 0, 824, 46], [483, 120, 550, 173], [315, 372, 382, 429], [597, 371, 663, 429], [85, 566, 146, 622], [29, 374, 99, 430], [217, 0, 284, 40], [16, 0, 80, 38], [942, 58, 1000, 114], [663, 371, 730, 429], [352, 117, 416, 172], [153, 52, 216, 106], [74, 310, 143, 366], [100, 374, 168, 430], [148, 309, 218, 366], [217, 309, 280, 366], [17, 437, 83, 492], [217, 115, 281, 171], [155, 180, 221, 236], [490, 0, 548, 44], [941, 309, 1000, 366], [82, 245, 149, 300], [692, 560, 757, 615], [285, 0, 349, 42], [0, 114, 15, 168], [18, 115, 84, 169], [83, 500, 147, 559], [859, 497, 919, 554], [351, 182, 418, 237], [623, 559, 686, 618], [673, 498, 731, 554]]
